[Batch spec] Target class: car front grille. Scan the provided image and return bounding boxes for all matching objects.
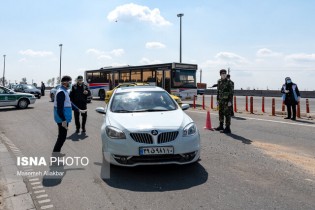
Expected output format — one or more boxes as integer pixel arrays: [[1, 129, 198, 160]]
[[130, 131, 179, 144], [158, 131, 179, 144], [130, 133, 153, 144]]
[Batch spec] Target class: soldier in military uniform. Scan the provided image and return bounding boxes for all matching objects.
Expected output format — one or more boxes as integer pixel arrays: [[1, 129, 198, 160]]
[[215, 69, 234, 133]]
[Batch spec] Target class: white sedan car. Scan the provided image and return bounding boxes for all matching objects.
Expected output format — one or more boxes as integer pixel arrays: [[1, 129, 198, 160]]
[[95, 86, 200, 166]]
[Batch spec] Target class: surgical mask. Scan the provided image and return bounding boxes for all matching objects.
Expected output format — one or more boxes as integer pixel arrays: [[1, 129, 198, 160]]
[[286, 79, 292, 84], [221, 74, 227, 79]]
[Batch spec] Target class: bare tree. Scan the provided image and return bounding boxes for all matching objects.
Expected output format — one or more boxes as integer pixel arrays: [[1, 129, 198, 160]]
[[0, 77, 8, 86], [56, 76, 60, 85], [21, 77, 27, 84], [51, 78, 55, 87], [47, 79, 51, 87]]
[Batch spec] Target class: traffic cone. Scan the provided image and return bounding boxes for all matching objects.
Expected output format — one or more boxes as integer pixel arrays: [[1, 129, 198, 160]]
[[204, 110, 214, 130]]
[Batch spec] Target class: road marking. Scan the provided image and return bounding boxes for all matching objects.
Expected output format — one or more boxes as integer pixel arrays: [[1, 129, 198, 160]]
[[29, 178, 39, 182], [36, 194, 48, 199], [33, 185, 44, 189], [31, 181, 41, 185], [188, 110, 315, 128], [38, 199, 51, 204], [34, 190, 46, 194], [41, 204, 54, 209]]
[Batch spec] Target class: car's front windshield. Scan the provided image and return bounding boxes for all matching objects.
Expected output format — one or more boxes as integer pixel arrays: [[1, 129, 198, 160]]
[[24, 85, 36, 89], [111, 91, 177, 113]]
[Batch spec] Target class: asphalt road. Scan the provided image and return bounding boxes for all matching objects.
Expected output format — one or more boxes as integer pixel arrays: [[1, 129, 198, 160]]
[[194, 95, 315, 114], [0, 95, 314, 210]]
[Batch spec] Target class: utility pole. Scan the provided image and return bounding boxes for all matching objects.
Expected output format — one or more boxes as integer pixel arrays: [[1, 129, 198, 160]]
[[3, 55, 6, 86], [200, 69, 202, 83]]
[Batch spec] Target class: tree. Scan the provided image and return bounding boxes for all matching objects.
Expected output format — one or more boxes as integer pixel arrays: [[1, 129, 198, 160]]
[[21, 77, 27, 84], [47, 79, 51, 87], [51, 77, 55, 87], [56, 76, 60, 85], [0, 77, 8, 86]]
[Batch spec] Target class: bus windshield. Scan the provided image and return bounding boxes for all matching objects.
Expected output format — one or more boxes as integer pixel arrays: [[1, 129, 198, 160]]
[[172, 70, 196, 88]]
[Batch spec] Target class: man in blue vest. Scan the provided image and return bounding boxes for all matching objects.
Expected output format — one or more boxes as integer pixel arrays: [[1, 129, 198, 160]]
[[53, 76, 85, 154], [281, 77, 300, 120]]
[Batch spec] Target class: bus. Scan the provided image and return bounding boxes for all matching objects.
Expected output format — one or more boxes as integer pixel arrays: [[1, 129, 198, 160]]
[[84, 62, 197, 100]]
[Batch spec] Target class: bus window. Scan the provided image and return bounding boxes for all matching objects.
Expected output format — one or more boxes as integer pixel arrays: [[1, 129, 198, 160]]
[[171, 70, 196, 88], [143, 69, 156, 83], [86, 72, 93, 83], [131, 70, 141, 82], [120, 71, 130, 83]]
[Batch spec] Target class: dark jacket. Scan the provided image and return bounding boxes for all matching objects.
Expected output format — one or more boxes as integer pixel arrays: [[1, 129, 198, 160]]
[[70, 83, 91, 110], [281, 83, 300, 105]]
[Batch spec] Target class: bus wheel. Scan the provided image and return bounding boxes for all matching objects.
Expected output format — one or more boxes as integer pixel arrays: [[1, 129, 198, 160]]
[[99, 90, 105, 100]]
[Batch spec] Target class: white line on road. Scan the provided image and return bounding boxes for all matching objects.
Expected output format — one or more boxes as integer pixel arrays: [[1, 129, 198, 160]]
[[33, 185, 44, 189], [38, 199, 51, 204], [29, 178, 39, 182], [36, 194, 48, 199], [34, 190, 46, 194], [187, 110, 315, 128], [40, 204, 54, 209], [31, 181, 41, 185]]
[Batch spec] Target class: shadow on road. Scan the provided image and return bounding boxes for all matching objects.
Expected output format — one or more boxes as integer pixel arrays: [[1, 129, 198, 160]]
[[97, 160, 208, 192], [0, 107, 34, 112], [67, 132, 89, 141], [232, 116, 247, 120], [225, 133, 252, 144], [292, 119, 314, 124], [42, 165, 84, 187]]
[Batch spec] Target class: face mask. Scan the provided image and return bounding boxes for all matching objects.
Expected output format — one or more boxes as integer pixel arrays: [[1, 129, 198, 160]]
[[286, 79, 292, 84], [221, 74, 227, 79]]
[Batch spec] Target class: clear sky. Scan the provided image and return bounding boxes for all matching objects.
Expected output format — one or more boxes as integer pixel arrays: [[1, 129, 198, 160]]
[[1, 0, 315, 90]]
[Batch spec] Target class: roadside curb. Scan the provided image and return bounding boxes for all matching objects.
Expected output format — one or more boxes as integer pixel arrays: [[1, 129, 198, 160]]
[[0, 135, 35, 210]]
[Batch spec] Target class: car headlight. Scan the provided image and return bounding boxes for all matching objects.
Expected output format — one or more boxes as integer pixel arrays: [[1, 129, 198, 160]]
[[106, 126, 126, 139], [183, 123, 197, 136]]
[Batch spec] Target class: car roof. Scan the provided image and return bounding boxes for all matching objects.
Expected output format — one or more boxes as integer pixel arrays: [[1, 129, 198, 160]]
[[115, 86, 165, 93]]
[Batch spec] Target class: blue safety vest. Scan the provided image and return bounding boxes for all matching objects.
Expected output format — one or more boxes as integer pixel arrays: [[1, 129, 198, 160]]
[[54, 87, 72, 123]]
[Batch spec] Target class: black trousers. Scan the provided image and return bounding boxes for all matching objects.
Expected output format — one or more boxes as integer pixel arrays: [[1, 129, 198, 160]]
[[286, 104, 296, 119], [53, 123, 68, 152], [41, 90, 45, 96], [74, 111, 87, 130]]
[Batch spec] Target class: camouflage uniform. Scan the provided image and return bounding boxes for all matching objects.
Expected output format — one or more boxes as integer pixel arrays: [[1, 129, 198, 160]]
[[217, 78, 234, 126]]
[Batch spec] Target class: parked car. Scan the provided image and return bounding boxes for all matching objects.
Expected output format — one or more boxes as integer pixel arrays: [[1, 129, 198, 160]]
[[105, 83, 182, 106], [50, 85, 91, 103], [95, 86, 200, 166], [6, 83, 17, 90], [0, 86, 36, 109], [14, 84, 41, 99]]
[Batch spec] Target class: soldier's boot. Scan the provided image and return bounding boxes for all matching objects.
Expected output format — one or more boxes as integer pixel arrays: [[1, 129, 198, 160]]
[[221, 125, 231, 133], [215, 123, 224, 131]]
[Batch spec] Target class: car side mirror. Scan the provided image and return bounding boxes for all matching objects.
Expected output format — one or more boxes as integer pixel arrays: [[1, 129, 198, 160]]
[[181, 104, 190, 110], [95, 107, 106, 114]]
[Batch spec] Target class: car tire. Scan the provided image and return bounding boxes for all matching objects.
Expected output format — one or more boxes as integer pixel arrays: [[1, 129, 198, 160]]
[[50, 93, 54, 102], [17, 99, 29, 109], [99, 90, 105, 100], [37, 96, 41, 99]]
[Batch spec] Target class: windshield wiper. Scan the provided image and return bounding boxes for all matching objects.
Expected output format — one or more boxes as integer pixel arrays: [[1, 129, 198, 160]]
[[113, 110, 134, 113]]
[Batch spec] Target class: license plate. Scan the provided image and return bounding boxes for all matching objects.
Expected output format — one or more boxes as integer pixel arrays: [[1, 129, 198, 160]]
[[139, 146, 174, 155]]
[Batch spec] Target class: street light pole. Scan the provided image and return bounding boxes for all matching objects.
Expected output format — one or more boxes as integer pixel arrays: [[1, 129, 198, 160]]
[[200, 69, 202, 83], [3, 55, 6, 86], [59, 44, 63, 84], [177, 13, 184, 63]]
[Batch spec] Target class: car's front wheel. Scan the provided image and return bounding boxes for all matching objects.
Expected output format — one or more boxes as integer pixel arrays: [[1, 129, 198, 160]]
[[17, 99, 29, 109], [37, 95, 41, 99]]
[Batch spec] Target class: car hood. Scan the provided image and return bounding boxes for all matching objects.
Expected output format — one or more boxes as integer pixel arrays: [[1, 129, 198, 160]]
[[15, 92, 34, 97], [107, 109, 192, 132]]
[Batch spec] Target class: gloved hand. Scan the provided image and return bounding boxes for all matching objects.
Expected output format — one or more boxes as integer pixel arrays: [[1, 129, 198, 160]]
[[61, 121, 68, 130], [83, 90, 88, 95], [79, 109, 87, 114], [228, 102, 232, 107]]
